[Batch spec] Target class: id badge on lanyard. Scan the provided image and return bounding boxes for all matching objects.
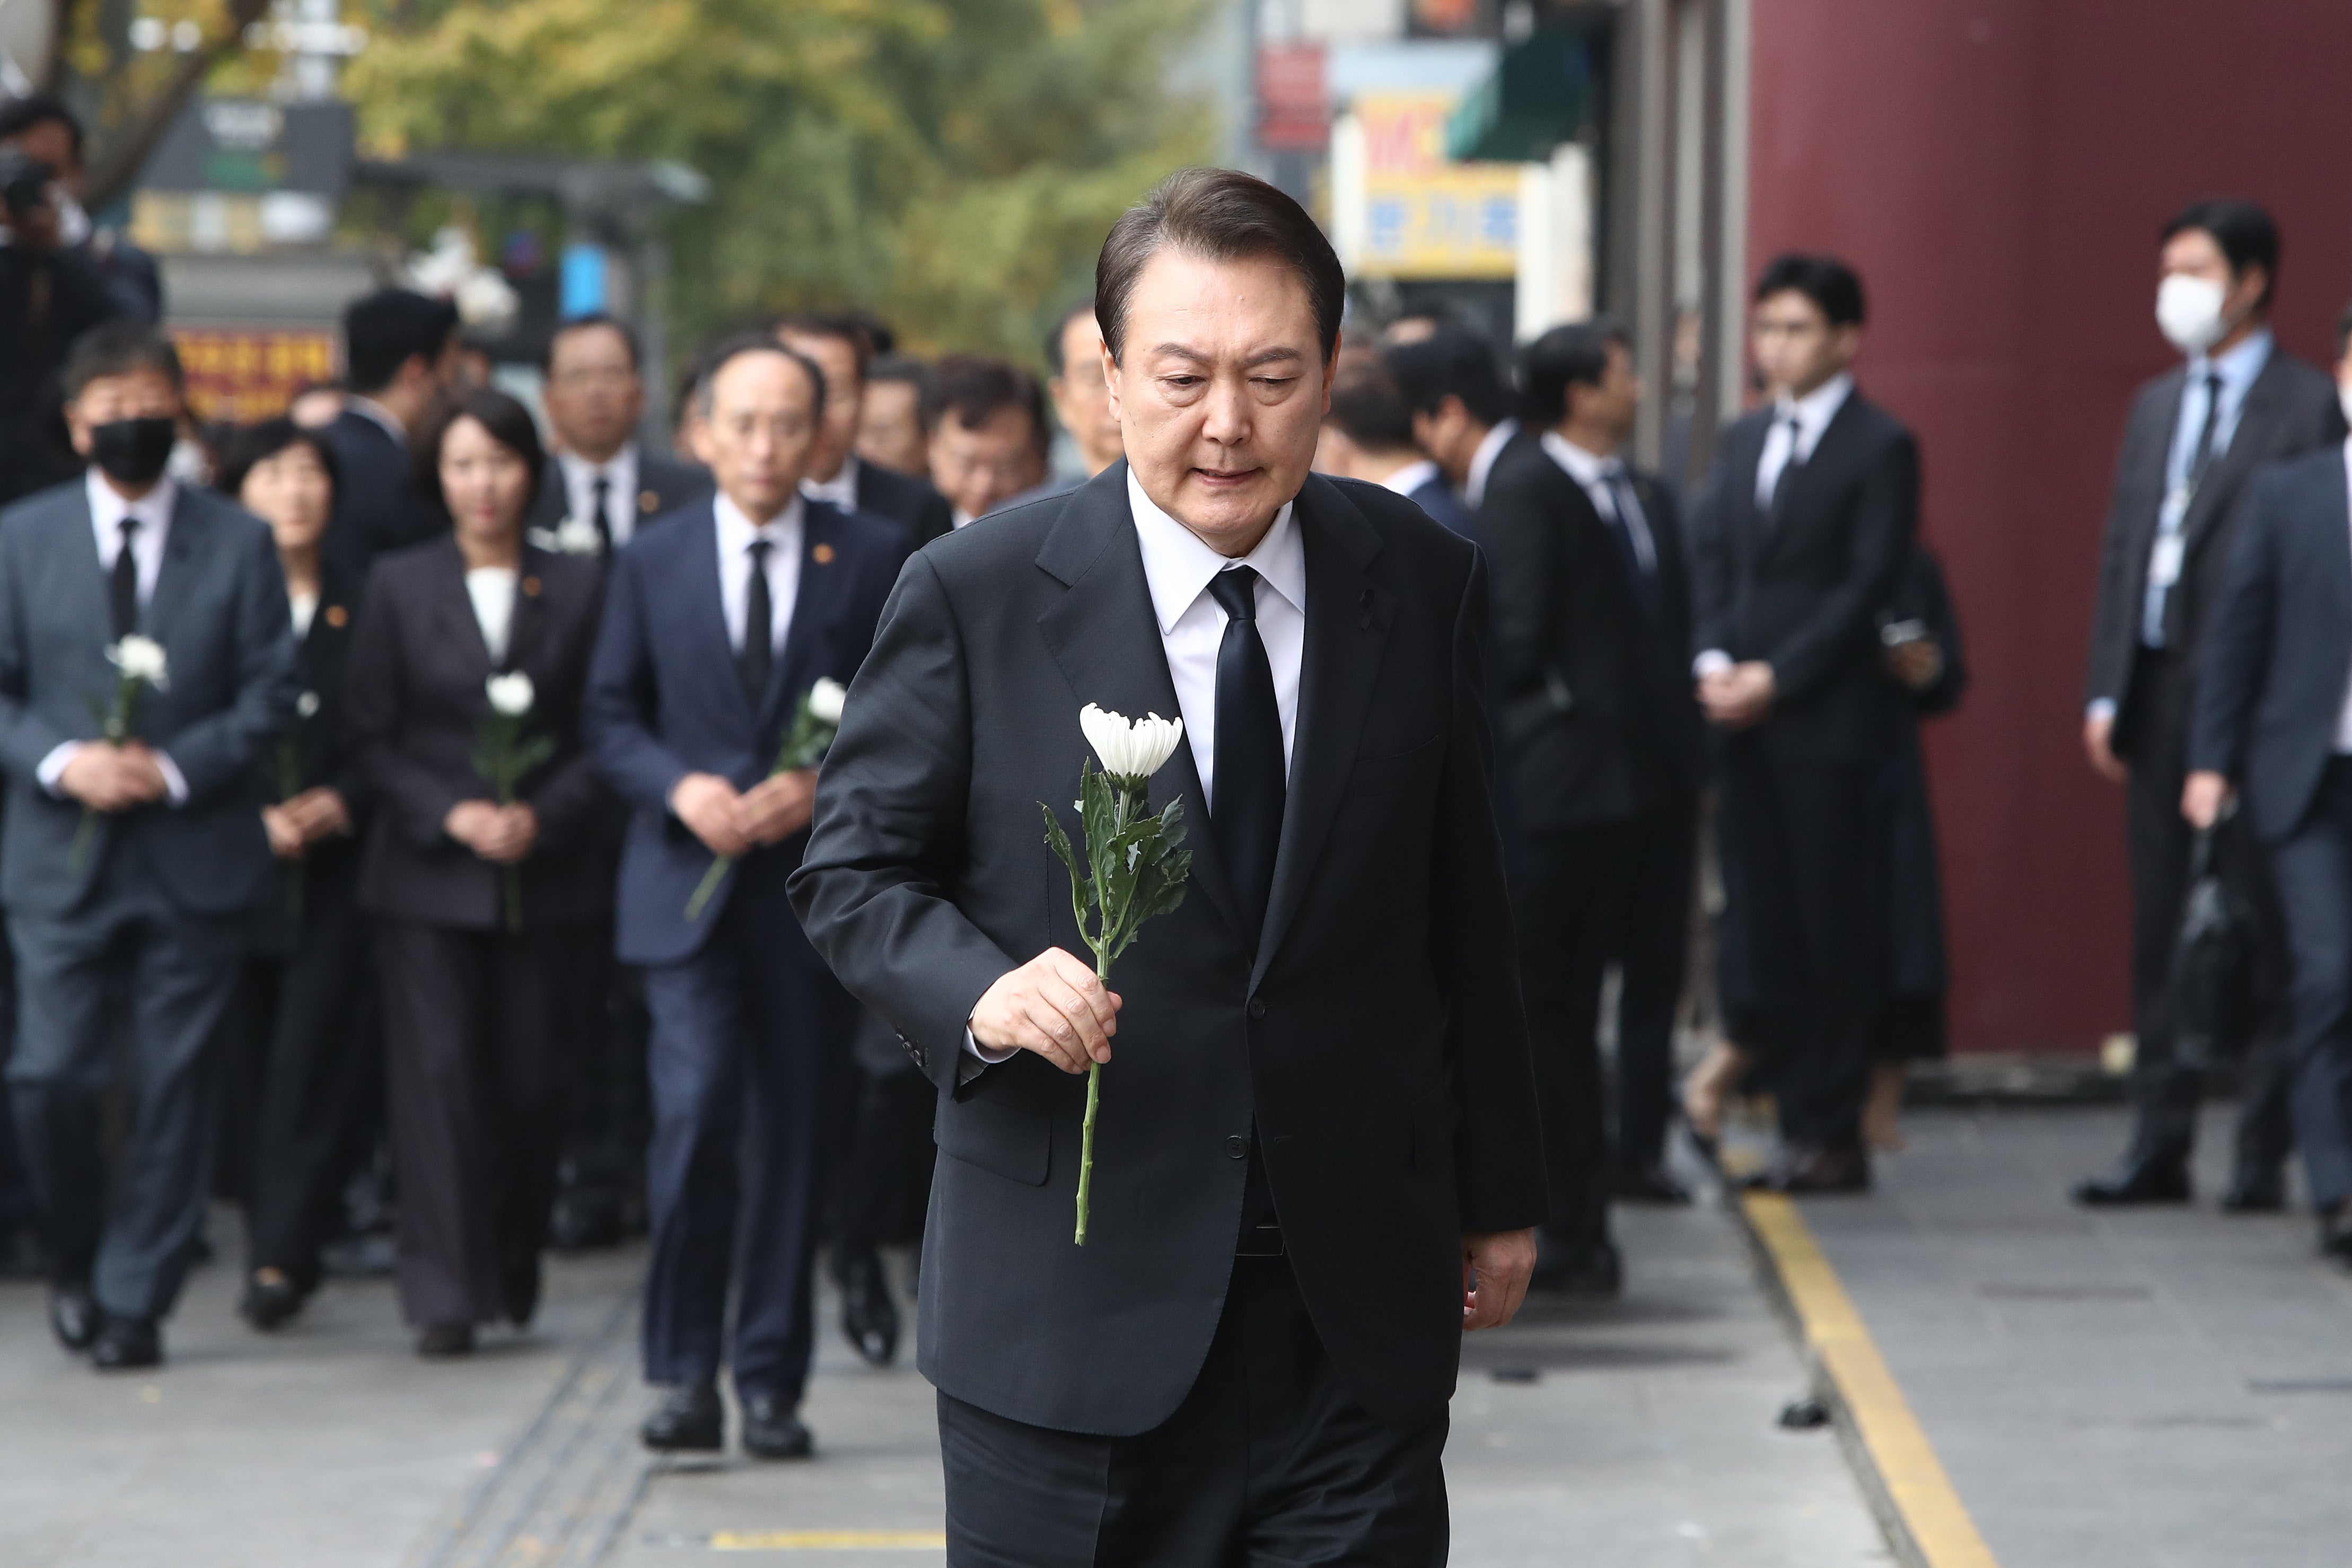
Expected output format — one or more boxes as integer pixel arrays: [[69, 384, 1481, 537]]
[[2148, 483, 2193, 588]]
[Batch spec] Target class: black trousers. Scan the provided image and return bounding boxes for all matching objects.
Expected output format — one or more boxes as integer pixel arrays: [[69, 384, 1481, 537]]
[[554, 923, 651, 1238], [1716, 740, 1880, 1149], [2119, 648, 2295, 1170], [2258, 760, 2352, 1208], [834, 1011, 937, 1255], [242, 859, 381, 1290], [938, 1255, 1449, 1568], [377, 920, 582, 1328]]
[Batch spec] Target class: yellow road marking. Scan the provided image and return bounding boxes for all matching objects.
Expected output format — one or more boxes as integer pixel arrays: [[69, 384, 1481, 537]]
[[1744, 1192, 2000, 1568], [709, 1530, 947, 1551]]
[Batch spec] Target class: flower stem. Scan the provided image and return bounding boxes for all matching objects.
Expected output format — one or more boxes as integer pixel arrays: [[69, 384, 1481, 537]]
[[68, 808, 95, 874], [686, 854, 732, 921], [1074, 954, 1108, 1245]]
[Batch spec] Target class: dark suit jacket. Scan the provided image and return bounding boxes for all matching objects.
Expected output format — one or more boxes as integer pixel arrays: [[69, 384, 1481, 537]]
[[343, 538, 615, 930], [2189, 446, 2352, 843], [585, 497, 908, 966], [245, 565, 369, 947], [1481, 438, 1701, 830], [523, 447, 712, 545], [2086, 347, 2343, 752], [788, 463, 1546, 1436], [1690, 389, 1920, 762], [0, 480, 295, 916], [321, 408, 444, 590], [856, 458, 955, 546], [1405, 471, 1479, 543]]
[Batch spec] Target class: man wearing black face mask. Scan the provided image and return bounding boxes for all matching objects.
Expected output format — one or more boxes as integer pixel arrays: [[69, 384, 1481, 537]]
[[0, 322, 296, 1371]]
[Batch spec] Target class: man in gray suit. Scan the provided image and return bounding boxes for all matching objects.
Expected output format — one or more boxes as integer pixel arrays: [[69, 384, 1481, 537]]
[[0, 322, 295, 1369]]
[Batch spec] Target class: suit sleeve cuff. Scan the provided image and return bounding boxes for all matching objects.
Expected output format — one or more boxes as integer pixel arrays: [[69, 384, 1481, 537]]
[[35, 741, 81, 797], [153, 752, 189, 807], [2086, 698, 2118, 724], [964, 1026, 1015, 1065], [1693, 649, 1734, 679]]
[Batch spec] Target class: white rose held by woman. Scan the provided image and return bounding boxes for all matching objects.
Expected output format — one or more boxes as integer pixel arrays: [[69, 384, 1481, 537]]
[[475, 672, 554, 932]]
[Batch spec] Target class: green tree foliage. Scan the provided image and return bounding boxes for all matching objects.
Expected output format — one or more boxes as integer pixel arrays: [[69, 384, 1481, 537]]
[[344, 0, 1214, 362]]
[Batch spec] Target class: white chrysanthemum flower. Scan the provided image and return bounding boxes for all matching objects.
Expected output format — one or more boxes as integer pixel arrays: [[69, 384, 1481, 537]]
[[1079, 704, 1184, 779], [485, 671, 536, 717], [808, 677, 848, 725], [296, 690, 320, 719], [555, 516, 604, 556], [107, 635, 169, 690]]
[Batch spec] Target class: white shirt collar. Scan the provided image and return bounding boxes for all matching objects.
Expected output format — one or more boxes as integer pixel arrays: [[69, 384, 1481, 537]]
[[86, 469, 177, 538], [2191, 325, 2274, 390], [1540, 431, 1619, 487], [714, 490, 805, 551], [1464, 418, 1519, 509], [1377, 457, 1441, 498], [559, 441, 639, 485], [802, 453, 861, 511], [1772, 371, 1854, 445], [344, 394, 408, 450], [1126, 468, 1304, 637]]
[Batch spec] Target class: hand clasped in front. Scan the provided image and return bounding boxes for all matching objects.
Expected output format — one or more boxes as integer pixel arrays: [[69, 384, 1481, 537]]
[[969, 946, 1122, 1076]]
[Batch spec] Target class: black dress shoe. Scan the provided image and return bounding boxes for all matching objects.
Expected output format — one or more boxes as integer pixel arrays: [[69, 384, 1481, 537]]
[[1529, 1235, 1623, 1298], [740, 1393, 814, 1460], [416, 1323, 476, 1358], [836, 1244, 901, 1367], [1747, 1144, 1871, 1195], [1613, 1164, 1693, 1205], [640, 1379, 724, 1452], [90, 1315, 161, 1370], [49, 1282, 99, 1353], [240, 1274, 306, 1332], [2222, 1168, 2287, 1214], [2071, 1157, 2191, 1206]]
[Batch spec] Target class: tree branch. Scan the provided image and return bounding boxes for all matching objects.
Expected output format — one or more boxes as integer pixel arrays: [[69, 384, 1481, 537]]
[[82, 0, 274, 212]]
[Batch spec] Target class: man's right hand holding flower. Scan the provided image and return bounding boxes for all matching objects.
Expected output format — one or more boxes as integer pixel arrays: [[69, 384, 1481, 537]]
[[58, 741, 169, 813], [969, 947, 1122, 1076]]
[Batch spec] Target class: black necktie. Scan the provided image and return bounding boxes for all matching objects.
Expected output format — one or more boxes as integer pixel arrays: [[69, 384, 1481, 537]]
[[1768, 415, 1805, 519], [2187, 371, 2226, 489], [739, 539, 774, 706], [109, 517, 140, 640], [1207, 566, 1285, 952], [590, 474, 613, 555]]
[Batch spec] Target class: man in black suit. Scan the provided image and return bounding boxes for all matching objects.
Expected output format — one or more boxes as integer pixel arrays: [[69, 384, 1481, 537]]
[[926, 355, 1050, 529], [1384, 325, 1521, 512], [528, 313, 710, 556], [1690, 254, 1918, 1194], [1314, 348, 1478, 540], [2187, 320, 2352, 1259], [776, 312, 955, 545], [1485, 321, 1705, 1273], [590, 338, 908, 1458], [0, 324, 296, 1369], [323, 288, 461, 587], [2076, 200, 2341, 1208], [792, 168, 1544, 1563]]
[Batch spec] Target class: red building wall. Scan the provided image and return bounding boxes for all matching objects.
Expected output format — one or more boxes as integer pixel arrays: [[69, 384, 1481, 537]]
[[1745, 2, 2352, 1053]]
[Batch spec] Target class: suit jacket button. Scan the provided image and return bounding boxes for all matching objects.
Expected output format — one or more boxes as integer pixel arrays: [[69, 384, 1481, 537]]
[[1225, 1135, 1248, 1159], [1248, 998, 1267, 1020]]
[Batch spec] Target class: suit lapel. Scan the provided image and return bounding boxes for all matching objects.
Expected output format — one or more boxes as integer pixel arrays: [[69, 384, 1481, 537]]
[[1252, 475, 1392, 986], [428, 538, 497, 682], [1726, 416, 1771, 574], [768, 503, 853, 726], [505, 547, 556, 677], [2182, 357, 2288, 553], [145, 492, 205, 652], [1760, 393, 1859, 564], [681, 503, 756, 730], [1034, 465, 1244, 945]]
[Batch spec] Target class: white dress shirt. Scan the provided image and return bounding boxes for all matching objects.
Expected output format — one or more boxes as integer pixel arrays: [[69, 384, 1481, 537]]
[[558, 443, 643, 549], [801, 453, 861, 513], [1753, 371, 1853, 510], [1377, 457, 1442, 500], [714, 492, 804, 655], [290, 589, 319, 640], [1541, 432, 1658, 574], [466, 568, 518, 665], [38, 471, 189, 804], [966, 474, 1309, 1065], [1464, 418, 1520, 509]]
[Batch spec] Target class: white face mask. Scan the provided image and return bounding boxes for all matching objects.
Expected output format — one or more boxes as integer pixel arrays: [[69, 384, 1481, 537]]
[[2156, 272, 2230, 354]]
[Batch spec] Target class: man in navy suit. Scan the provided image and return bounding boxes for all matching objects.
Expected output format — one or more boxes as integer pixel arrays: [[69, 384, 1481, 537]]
[[2188, 312, 2352, 1260], [1313, 348, 1478, 541], [585, 335, 907, 1459]]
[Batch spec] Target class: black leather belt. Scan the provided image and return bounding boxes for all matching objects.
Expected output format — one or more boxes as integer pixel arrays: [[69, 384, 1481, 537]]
[[1236, 1223, 1285, 1258]]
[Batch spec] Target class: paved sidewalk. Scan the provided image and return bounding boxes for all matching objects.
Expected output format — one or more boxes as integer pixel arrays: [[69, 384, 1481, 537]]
[[1802, 1101, 2352, 1568]]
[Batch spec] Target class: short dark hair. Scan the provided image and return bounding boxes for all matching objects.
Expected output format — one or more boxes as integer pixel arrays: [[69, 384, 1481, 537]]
[[844, 307, 897, 358], [772, 312, 875, 380], [865, 354, 933, 428], [691, 332, 827, 424], [2163, 199, 2281, 309], [1324, 349, 1417, 452], [1095, 168, 1345, 364], [412, 388, 546, 517], [214, 417, 341, 503], [63, 320, 185, 403], [1519, 320, 1629, 427], [344, 289, 462, 395], [0, 94, 82, 163], [1753, 254, 1866, 327], [923, 355, 1047, 451], [542, 313, 642, 376], [1043, 297, 1098, 377], [1383, 327, 1511, 428]]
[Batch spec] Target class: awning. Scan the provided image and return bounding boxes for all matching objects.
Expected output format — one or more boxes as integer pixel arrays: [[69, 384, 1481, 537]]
[[1443, 29, 1593, 164]]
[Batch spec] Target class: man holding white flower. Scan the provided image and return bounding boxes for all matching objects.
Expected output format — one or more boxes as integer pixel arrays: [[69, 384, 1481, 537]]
[[794, 169, 1544, 1563], [585, 336, 909, 1460], [0, 322, 295, 1371]]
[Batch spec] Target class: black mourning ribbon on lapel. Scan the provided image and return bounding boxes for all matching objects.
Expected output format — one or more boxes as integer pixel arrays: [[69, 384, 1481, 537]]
[[740, 539, 774, 705], [1208, 564, 1284, 953]]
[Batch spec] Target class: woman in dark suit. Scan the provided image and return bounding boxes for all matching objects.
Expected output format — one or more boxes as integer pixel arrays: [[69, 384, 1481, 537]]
[[344, 389, 614, 1356], [211, 419, 378, 1331]]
